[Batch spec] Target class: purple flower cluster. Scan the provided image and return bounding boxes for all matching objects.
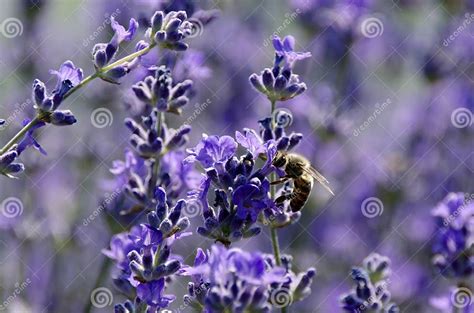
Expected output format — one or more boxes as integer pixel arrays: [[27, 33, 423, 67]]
[[105, 189, 190, 312], [181, 245, 315, 312], [249, 35, 310, 102], [340, 253, 399, 313]]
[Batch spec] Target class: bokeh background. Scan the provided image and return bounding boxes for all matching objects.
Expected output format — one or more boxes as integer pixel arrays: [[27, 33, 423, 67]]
[[0, 0, 473, 312]]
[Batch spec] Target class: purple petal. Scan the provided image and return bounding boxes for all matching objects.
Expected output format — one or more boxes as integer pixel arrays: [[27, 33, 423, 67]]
[[49, 61, 83, 90], [110, 17, 138, 47], [282, 35, 295, 51]]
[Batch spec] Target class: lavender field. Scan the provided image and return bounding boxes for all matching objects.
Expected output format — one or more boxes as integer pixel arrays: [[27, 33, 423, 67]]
[[0, 0, 473, 312]]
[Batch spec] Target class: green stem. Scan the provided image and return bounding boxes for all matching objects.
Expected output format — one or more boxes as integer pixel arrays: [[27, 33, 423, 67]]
[[269, 100, 288, 313], [0, 44, 156, 155], [270, 227, 281, 265]]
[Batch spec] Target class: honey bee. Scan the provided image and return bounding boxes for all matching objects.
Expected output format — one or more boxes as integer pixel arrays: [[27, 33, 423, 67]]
[[272, 151, 334, 212]]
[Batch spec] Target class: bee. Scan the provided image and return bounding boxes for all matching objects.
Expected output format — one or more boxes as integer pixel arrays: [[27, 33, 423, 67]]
[[271, 151, 334, 212]]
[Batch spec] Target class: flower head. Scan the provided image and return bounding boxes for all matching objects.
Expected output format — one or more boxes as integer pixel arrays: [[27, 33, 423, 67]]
[[132, 65, 193, 114], [150, 11, 193, 51], [340, 253, 399, 313]]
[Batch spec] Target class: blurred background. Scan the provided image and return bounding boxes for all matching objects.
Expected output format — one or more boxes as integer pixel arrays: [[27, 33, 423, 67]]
[[0, 0, 473, 312]]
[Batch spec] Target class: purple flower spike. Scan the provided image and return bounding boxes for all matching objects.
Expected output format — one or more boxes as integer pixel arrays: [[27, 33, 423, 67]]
[[110, 17, 139, 47]]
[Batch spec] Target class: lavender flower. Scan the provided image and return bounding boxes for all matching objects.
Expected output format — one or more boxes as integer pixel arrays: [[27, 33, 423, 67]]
[[30, 61, 83, 128], [132, 65, 193, 113], [33, 61, 83, 112], [432, 192, 474, 278], [181, 244, 288, 312], [249, 35, 310, 102], [185, 134, 277, 244], [104, 188, 190, 312], [340, 253, 399, 313], [150, 11, 193, 51]]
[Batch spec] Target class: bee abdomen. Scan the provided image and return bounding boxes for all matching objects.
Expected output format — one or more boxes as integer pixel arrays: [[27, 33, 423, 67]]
[[290, 174, 313, 212]]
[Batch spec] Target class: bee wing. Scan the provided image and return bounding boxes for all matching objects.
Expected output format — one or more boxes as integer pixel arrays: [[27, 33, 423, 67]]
[[303, 166, 335, 196]]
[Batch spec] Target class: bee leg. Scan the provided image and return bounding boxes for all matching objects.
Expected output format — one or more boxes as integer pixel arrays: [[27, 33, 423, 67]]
[[271, 177, 290, 185]]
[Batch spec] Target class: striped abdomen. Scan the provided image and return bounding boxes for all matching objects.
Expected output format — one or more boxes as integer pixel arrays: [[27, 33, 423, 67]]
[[290, 173, 313, 212]]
